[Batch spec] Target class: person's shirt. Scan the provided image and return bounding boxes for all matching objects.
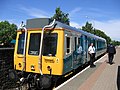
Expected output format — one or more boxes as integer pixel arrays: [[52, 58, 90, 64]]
[[77, 46, 82, 54], [88, 46, 95, 54]]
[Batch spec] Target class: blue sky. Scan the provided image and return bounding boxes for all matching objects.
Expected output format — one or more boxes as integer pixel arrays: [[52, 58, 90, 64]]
[[0, 0, 120, 41]]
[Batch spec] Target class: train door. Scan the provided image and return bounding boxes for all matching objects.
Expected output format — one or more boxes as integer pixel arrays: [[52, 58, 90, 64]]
[[79, 35, 84, 65], [91, 38, 97, 57], [14, 32, 27, 71], [74, 35, 84, 67], [63, 32, 73, 73], [26, 32, 41, 73], [72, 36, 78, 68], [87, 37, 92, 62]]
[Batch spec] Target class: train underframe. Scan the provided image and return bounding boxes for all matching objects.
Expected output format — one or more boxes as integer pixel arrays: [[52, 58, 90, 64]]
[[9, 70, 59, 89]]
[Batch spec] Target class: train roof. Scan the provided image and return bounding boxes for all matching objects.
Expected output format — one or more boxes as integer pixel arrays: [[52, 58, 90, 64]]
[[26, 18, 106, 42], [55, 21, 106, 42]]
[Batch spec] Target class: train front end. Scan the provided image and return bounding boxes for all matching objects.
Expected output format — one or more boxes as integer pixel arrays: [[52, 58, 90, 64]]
[[13, 18, 64, 89]]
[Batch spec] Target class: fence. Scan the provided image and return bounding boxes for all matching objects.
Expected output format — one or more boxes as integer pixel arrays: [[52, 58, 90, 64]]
[[0, 48, 15, 89]]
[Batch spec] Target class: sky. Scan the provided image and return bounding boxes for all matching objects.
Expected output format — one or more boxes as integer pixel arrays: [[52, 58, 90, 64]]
[[0, 0, 120, 41]]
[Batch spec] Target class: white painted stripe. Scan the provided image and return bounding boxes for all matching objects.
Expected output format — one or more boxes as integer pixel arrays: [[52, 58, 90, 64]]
[[54, 66, 90, 90], [54, 54, 107, 90], [96, 54, 107, 63]]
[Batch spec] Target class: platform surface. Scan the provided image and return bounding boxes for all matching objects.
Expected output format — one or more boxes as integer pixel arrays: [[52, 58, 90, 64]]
[[56, 46, 120, 90]]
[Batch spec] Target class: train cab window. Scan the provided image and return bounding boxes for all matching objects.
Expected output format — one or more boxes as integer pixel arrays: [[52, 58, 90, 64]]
[[17, 33, 25, 54], [28, 33, 41, 55], [66, 37, 71, 54], [43, 33, 58, 56]]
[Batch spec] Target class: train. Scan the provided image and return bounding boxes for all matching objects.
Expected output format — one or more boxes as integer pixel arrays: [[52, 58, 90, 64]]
[[12, 18, 107, 89]]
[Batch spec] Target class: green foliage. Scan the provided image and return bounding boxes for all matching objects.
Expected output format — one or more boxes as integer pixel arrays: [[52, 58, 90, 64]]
[[94, 29, 111, 44], [111, 40, 120, 46], [0, 21, 17, 45], [82, 22, 94, 34], [51, 7, 70, 25]]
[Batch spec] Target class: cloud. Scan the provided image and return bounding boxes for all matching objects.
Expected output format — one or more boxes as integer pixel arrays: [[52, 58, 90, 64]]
[[20, 7, 50, 18], [70, 19, 120, 41], [69, 7, 81, 15], [70, 21, 81, 28], [69, 7, 81, 18], [0, 19, 20, 27], [93, 19, 120, 41]]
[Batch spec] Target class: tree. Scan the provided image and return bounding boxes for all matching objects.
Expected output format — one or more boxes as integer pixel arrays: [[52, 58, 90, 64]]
[[81, 22, 111, 44], [0, 21, 17, 46], [111, 40, 120, 46], [94, 29, 111, 44], [51, 7, 70, 25], [82, 22, 94, 34]]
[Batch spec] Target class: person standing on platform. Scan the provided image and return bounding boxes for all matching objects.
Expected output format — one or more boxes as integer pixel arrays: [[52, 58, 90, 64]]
[[106, 42, 116, 65], [88, 43, 96, 68]]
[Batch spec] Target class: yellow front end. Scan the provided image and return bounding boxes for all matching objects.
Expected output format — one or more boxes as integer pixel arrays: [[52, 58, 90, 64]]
[[42, 30, 64, 75], [14, 31, 25, 70], [14, 29, 64, 76]]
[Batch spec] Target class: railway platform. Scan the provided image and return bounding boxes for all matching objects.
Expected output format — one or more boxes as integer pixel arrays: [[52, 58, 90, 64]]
[[55, 46, 120, 90]]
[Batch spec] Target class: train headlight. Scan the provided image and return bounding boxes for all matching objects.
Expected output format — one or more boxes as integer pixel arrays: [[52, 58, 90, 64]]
[[47, 66, 51, 71], [18, 63, 22, 68], [31, 65, 35, 71], [47, 66, 52, 75]]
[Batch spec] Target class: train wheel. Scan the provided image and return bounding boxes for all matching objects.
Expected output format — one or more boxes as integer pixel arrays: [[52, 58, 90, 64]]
[[8, 69, 19, 82], [39, 75, 52, 89]]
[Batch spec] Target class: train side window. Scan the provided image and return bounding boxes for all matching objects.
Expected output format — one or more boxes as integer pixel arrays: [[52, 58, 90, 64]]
[[97, 41, 99, 50], [66, 37, 71, 54], [74, 37, 77, 51], [28, 33, 41, 55], [17, 33, 25, 54], [79, 35, 83, 47], [78, 38, 80, 45]]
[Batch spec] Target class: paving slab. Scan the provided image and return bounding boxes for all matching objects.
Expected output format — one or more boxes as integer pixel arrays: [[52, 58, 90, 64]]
[[56, 47, 120, 90]]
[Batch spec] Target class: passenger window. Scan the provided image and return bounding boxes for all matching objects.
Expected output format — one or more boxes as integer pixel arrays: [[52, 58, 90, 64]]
[[77, 37, 83, 54], [80, 35, 83, 47], [28, 33, 41, 55], [66, 37, 71, 54], [75, 37, 77, 51], [78, 38, 80, 45]]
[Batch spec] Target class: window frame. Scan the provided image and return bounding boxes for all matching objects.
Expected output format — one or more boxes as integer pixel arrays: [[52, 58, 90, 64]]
[[42, 33, 58, 56], [17, 32, 25, 54], [66, 36, 72, 55], [28, 33, 41, 56]]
